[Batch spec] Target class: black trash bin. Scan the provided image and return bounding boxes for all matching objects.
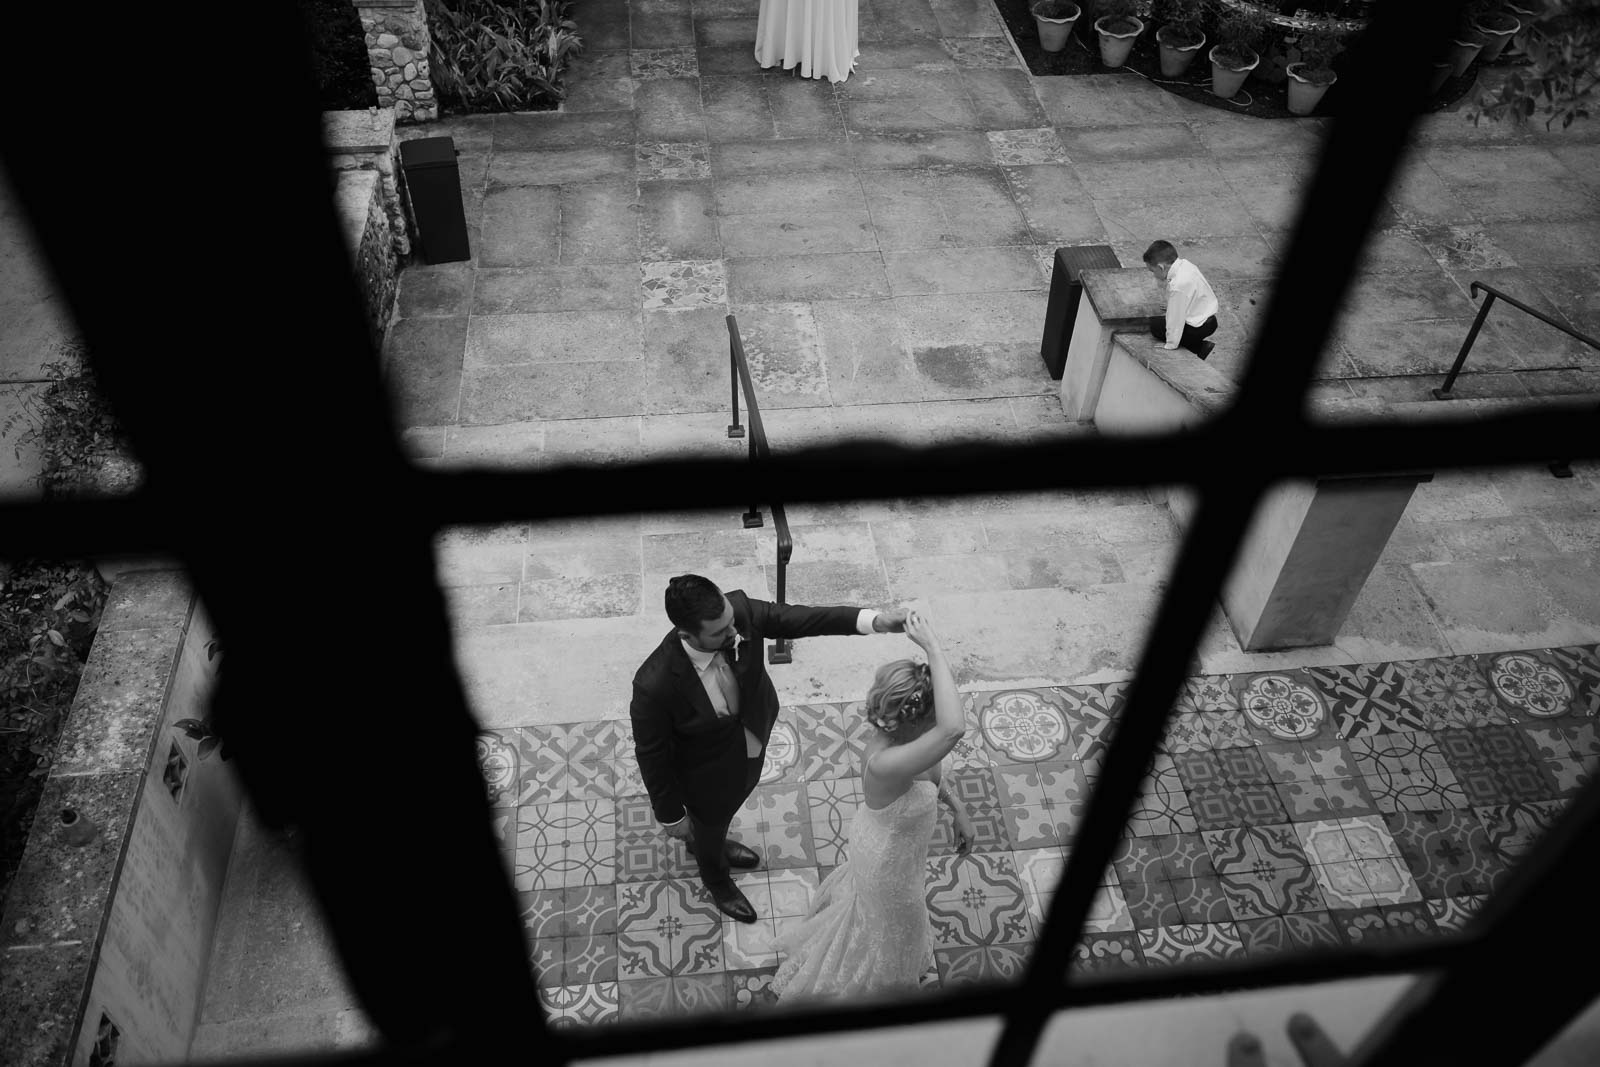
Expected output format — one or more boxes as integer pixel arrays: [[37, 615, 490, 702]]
[[1039, 245, 1121, 379], [399, 135, 471, 264]]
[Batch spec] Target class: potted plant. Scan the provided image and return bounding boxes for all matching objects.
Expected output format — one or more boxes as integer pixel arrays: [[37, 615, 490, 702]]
[[1094, 0, 1146, 68], [1468, 1, 1521, 62], [1209, 6, 1266, 99], [1448, 26, 1488, 76], [1285, 30, 1340, 114], [1032, 0, 1082, 52], [1155, 0, 1207, 77]]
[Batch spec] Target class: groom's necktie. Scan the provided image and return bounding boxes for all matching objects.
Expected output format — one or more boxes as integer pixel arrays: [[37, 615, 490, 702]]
[[712, 651, 762, 757], [713, 651, 740, 717]]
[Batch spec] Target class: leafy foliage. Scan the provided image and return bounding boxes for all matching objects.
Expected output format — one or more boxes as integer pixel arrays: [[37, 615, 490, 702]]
[[1473, 0, 1600, 129], [1156, 0, 1205, 39], [1098, 0, 1142, 29], [1033, 0, 1081, 19], [426, 0, 584, 113], [1291, 28, 1343, 78], [172, 641, 231, 761], [298, 0, 379, 110], [0, 561, 108, 894], [0, 342, 139, 500]]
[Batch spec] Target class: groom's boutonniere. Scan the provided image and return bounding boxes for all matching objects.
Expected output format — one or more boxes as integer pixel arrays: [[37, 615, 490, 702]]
[[730, 631, 745, 662]]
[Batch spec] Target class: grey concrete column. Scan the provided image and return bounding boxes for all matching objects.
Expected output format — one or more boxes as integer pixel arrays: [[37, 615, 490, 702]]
[[352, 0, 439, 124], [1061, 268, 1165, 421], [1225, 473, 1433, 651]]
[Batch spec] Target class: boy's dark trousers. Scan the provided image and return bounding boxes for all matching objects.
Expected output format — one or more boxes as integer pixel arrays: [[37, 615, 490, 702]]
[[1149, 315, 1218, 357]]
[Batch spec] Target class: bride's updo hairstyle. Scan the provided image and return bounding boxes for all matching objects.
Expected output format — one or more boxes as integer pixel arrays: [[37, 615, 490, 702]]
[[864, 659, 935, 739]]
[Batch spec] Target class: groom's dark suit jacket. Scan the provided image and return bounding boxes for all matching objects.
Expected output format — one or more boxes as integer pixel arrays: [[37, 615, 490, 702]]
[[631, 590, 861, 826]]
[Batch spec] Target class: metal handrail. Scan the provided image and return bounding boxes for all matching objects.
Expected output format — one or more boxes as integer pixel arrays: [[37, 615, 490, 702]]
[[1434, 280, 1600, 477], [725, 314, 795, 664]]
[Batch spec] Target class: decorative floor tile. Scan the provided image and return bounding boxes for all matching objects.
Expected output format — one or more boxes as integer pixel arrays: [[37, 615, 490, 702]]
[[792, 704, 859, 780], [1159, 710, 1213, 754], [565, 933, 620, 983], [1171, 875, 1232, 924], [618, 973, 728, 1017], [1312, 861, 1374, 910], [1473, 799, 1566, 864], [935, 944, 1030, 987], [636, 141, 711, 181], [1111, 835, 1169, 883], [759, 721, 803, 784], [726, 966, 780, 1011], [477, 730, 520, 807], [1218, 865, 1327, 920], [1308, 664, 1429, 739], [1060, 683, 1125, 763], [1546, 755, 1592, 796], [1382, 809, 1507, 898], [1566, 721, 1600, 757], [616, 916, 723, 979], [1434, 727, 1557, 805], [767, 867, 820, 918], [1127, 762, 1200, 836], [641, 259, 726, 311], [745, 783, 817, 869], [1214, 746, 1276, 786], [1355, 856, 1422, 905], [539, 982, 619, 1028], [1173, 750, 1228, 792], [1124, 879, 1184, 928], [1084, 882, 1136, 933], [1176, 677, 1240, 714], [1070, 932, 1144, 974], [1155, 832, 1218, 880], [1331, 906, 1391, 946], [1237, 672, 1332, 742], [931, 767, 1011, 855], [1137, 923, 1246, 968], [1521, 725, 1571, 760], [1188, 782, 1288, 830], [1319, 776, 1380, 818], [530, 937, 563, 986], [986, 128, 1068, 166], [630, 48, 698, 79], [1204, 824, 1312, 872], [1259, 741, 1356, 784], [1276, 780, 1334, 821], [1337, 814, 1401, 860], [520, 888, 568, 940], [926, 853, 1032, 946], [489, 807, 516, 853], [1360, 770, 1469, 812], [1399, 656, 1509, 729], [1545, 645, 1600, 718], [1486, 651, 1579, 720], [1205, 709, 1262, 750], [722, 914, 781, 969], [976, 689, 1073, 762], [807, 776, 862, 866], [1236, 912, 1344, 957], [1003, 803, 1065, 850], [1425, 893, 1486, 933], [1377, 901, 1439, 940]]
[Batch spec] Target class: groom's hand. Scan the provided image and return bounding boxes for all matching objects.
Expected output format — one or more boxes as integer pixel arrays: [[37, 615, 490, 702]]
[[873, 607, 909, 633], [661, 815, 692, 840]]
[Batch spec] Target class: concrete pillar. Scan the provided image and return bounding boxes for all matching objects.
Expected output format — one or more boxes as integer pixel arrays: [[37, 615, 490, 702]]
[[1225, 472, 1433, 651], [1061, 268, 1166, 421], [352, 0, 438, 124]]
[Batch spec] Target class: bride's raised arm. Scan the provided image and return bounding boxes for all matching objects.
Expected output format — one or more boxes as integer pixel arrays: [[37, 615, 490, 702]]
[[864, 609, 965, 786]]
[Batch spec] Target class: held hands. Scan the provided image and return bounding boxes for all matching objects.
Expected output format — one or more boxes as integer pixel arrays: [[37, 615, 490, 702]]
[[874, 607, 909, 633], [903, 608, 941, 654]]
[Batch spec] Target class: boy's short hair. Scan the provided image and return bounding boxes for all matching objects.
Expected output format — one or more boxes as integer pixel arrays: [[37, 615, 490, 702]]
[[1142, 240, 1178, 266]]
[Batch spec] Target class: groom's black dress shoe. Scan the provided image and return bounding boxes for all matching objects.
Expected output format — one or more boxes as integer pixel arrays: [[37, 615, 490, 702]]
[[724, 841, 762, 869], [710, 883, 758, 924]]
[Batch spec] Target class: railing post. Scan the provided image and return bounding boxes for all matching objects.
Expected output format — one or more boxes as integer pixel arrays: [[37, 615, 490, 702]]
[[742, 429, 764, 528], [1433, 288, 1495, 399], [770, 538, 792, 664], [727, 325, 744, 439]]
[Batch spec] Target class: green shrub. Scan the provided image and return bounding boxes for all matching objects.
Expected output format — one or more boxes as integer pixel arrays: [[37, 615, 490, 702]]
[[426, 0, 583, 113], [1, 342, 139, 501]]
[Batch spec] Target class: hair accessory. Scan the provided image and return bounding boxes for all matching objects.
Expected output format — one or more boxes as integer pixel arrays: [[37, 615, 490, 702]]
[[867, 661, 934, 734]]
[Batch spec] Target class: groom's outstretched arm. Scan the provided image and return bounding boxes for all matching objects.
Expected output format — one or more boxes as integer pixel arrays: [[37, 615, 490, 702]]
[[746, 596, 908, 641], [629, 675, 685, 826]]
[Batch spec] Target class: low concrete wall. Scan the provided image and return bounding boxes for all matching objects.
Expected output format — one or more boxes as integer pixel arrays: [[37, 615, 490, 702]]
[[335, 168, 399, 358], [1091, 333, 1424, 650], [0, 572, 240, 1067]]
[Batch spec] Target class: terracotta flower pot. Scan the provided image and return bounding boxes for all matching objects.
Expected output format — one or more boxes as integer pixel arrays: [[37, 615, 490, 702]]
[[1285, 62, 1336, 115], [1209, 44, 1259, 100], [1095, 15, 1144, 69], [1156, 25, 1206, 77], [1032, 1, 1081, 52], [1473, 13, 1520, 62], [1448, 33, 1486, 77]]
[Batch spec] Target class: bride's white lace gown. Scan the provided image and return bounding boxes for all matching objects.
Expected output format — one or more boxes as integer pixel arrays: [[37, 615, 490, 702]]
[[771, 778, 938, 1000]]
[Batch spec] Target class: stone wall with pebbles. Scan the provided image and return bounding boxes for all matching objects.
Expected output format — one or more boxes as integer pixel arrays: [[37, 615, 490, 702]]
[[354, 0, 438, 123]]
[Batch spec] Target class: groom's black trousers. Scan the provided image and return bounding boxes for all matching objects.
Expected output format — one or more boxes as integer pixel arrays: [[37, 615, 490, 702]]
[[687, 756, 764, 890]]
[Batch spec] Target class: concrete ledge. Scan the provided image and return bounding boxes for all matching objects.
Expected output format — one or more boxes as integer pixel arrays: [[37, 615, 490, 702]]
[[0, 574, 242, 1067]]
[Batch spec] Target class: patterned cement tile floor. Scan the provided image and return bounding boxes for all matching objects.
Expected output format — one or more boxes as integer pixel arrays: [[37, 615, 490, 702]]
[[474, 645, 1600, 1027]]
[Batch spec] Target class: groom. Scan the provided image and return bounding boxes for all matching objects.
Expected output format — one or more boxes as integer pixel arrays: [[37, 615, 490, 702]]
[[630, 574, 907, 923]]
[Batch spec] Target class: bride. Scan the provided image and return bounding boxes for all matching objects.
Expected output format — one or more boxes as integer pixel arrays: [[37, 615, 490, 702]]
[[772, 609, 975, 1000], [753, 0, 859, 84]]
